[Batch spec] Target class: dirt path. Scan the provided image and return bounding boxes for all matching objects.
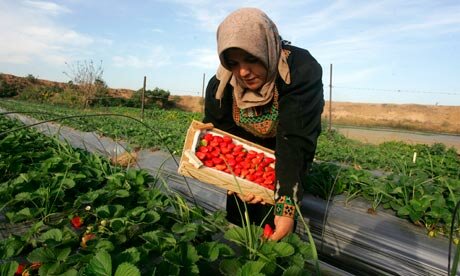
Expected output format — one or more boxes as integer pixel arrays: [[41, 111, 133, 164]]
[[335, 126, 460, 152]]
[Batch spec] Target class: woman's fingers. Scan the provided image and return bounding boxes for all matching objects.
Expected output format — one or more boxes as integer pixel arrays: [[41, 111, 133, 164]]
[[228, 191, 264, 204]]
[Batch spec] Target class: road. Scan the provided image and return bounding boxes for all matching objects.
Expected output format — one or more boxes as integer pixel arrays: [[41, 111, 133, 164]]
[[334, 125, 460, 152]]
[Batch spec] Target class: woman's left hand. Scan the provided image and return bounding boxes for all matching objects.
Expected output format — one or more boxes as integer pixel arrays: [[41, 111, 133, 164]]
[[270, 215, 294, 241]]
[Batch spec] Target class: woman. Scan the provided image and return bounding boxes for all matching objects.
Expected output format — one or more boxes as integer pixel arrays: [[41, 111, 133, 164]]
[[203, 7, 324, 241]]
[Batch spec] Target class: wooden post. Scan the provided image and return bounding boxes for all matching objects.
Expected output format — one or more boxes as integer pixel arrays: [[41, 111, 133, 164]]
[[328, 64, 333, 132], [141, 76, 146, 120], [201, 73, 206, 113]]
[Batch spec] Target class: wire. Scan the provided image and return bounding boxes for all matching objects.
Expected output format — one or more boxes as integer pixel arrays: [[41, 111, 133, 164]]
[[332, 86, 460, 96]]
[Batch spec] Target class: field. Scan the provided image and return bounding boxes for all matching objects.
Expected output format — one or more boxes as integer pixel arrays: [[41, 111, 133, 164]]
[[0, 91, 459, 274], [172, 95, 460, 134]]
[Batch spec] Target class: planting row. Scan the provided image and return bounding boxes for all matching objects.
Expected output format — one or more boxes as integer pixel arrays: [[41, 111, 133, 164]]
[[0, 116, 317, 275]]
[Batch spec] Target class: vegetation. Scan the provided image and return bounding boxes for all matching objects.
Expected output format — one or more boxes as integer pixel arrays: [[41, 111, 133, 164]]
[[0, 100, 458, 242], [0, 116, 317, 275]]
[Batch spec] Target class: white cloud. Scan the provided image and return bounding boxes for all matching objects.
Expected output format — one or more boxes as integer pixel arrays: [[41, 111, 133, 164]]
[[112, 46, 171, 68], [23, 0, 71, 15], [0, 1, 94, 65], [184, 48, 219, 69]]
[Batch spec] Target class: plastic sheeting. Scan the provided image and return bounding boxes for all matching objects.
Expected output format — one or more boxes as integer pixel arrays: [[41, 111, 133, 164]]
[[2, 110, 458, 276]]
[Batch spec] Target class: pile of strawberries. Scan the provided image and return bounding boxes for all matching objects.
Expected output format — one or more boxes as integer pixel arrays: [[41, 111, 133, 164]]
[[194, 132, 276, 190]]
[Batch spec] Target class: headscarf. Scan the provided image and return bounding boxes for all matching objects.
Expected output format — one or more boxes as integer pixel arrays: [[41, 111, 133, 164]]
[[215, 7, 290, 109]]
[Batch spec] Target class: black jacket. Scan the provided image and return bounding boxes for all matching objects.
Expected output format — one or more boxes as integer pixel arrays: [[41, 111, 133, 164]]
[[203, 44, 324, 202]]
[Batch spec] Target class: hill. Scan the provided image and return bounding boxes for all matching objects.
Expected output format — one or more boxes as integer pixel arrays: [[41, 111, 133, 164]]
[[1, 73, 459, 135]]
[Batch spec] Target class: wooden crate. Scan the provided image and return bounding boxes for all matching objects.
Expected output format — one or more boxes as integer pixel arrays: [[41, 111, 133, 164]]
[[178, 120, 275, 205]]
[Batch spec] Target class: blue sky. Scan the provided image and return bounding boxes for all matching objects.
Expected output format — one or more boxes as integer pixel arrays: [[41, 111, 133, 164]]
[[1, 0, 459, 106]]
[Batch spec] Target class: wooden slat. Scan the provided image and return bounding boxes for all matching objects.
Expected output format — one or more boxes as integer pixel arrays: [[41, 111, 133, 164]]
[[178, 120, 275, 205]]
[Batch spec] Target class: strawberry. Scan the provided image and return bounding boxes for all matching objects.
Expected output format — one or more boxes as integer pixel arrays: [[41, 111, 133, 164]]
[[222, 135, 233, 143], [195, 152, 206, 160], [263, 224, 274, 239], [15, 263, 24, 276], [203, 133, 214, 142], [71, 216, 83, 229], [200, 139, 208, 146], [212, 157, 223, 165], [198, 146, 208, 153]]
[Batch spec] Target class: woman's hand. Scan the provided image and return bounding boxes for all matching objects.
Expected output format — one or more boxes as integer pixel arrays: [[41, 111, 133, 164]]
[[270, 216, 294, 241], [227, 191, 265, 205]]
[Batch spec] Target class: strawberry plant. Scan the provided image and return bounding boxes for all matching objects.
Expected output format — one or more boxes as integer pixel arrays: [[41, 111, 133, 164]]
[[1, 100, 459, 239], [0, 115, 319, 275]]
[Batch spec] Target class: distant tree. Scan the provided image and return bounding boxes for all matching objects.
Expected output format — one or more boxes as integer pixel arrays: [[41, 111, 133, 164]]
[[0, 80, 18, 97], [25, 74, 39, 84], [63, 60, 105, 108]]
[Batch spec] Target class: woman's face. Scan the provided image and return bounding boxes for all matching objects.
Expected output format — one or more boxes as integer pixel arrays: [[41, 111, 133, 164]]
[[224, 48, 268, 90]]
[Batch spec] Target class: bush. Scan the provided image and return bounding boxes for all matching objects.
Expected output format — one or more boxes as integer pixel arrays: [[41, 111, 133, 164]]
[[0, 80, 19, 98]]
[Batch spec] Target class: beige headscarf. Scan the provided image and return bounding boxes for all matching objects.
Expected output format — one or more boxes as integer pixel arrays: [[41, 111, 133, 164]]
[[215, 8, 290, 109]]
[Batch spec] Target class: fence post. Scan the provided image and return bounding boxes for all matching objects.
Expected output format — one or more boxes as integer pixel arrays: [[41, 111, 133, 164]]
[[141, 76, 146, 120], [201, 73, 206, 113], [328, 64, 333, 132]]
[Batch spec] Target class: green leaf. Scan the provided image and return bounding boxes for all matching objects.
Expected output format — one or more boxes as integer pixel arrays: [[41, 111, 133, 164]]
[[282, 265, 310, 276], [164, 243, 200, 266], [115, 189, 130, 198], [14, 192, 32, 201], [239, 261, 265, 276], [27, 247, 56, 263], [39, 228, 63, 243], [110, 218, 126, 232], [224, 226, 246, 243], [143, 210, 160, 223], [197, 241, 234, 262], [0, 261, 18, 276], [219, 259, 241, 275], [95, 240, 115, 252], [6, 207, 33, 222], [56, 247, 72, 261], [273, 242, 295, 257], [397, 205, 411, 216], [61, 178, 76, 189], [59, 268, 79, 276], [96, 205, 125, 218], [86, 250, 112, 276], [135, 173, 145, 185], [114, 262, 141, 276], [116, 247, 141, 264]]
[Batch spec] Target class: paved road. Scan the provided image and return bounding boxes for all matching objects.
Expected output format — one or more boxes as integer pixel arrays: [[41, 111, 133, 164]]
[[334, 126, 460, 152]]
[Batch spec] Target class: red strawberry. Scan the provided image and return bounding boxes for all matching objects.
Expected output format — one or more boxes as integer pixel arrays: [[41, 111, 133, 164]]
[[71, 216, 83, 229], [15, 263, 24, 275], [195, 152, 206, 160], [263, 224, 274, 239], [222, 135, 233, 143], [203, 133, 214, 142]]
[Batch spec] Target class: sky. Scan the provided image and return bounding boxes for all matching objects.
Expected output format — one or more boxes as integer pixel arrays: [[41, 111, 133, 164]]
[[1, 0, 460, 106]]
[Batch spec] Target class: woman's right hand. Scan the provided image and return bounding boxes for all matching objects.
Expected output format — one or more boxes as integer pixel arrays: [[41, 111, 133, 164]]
[[227, 190, 266, 205]]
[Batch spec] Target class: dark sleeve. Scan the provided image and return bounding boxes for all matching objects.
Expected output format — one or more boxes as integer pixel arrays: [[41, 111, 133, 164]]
[[202, 75, 236, 131], [275, 47, 325, 202]]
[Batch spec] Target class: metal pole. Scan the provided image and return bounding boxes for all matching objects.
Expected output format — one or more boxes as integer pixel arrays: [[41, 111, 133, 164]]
[[201, 73, 206, 113], [141, 76, 146, 120], [329, 64, 333, 132]]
